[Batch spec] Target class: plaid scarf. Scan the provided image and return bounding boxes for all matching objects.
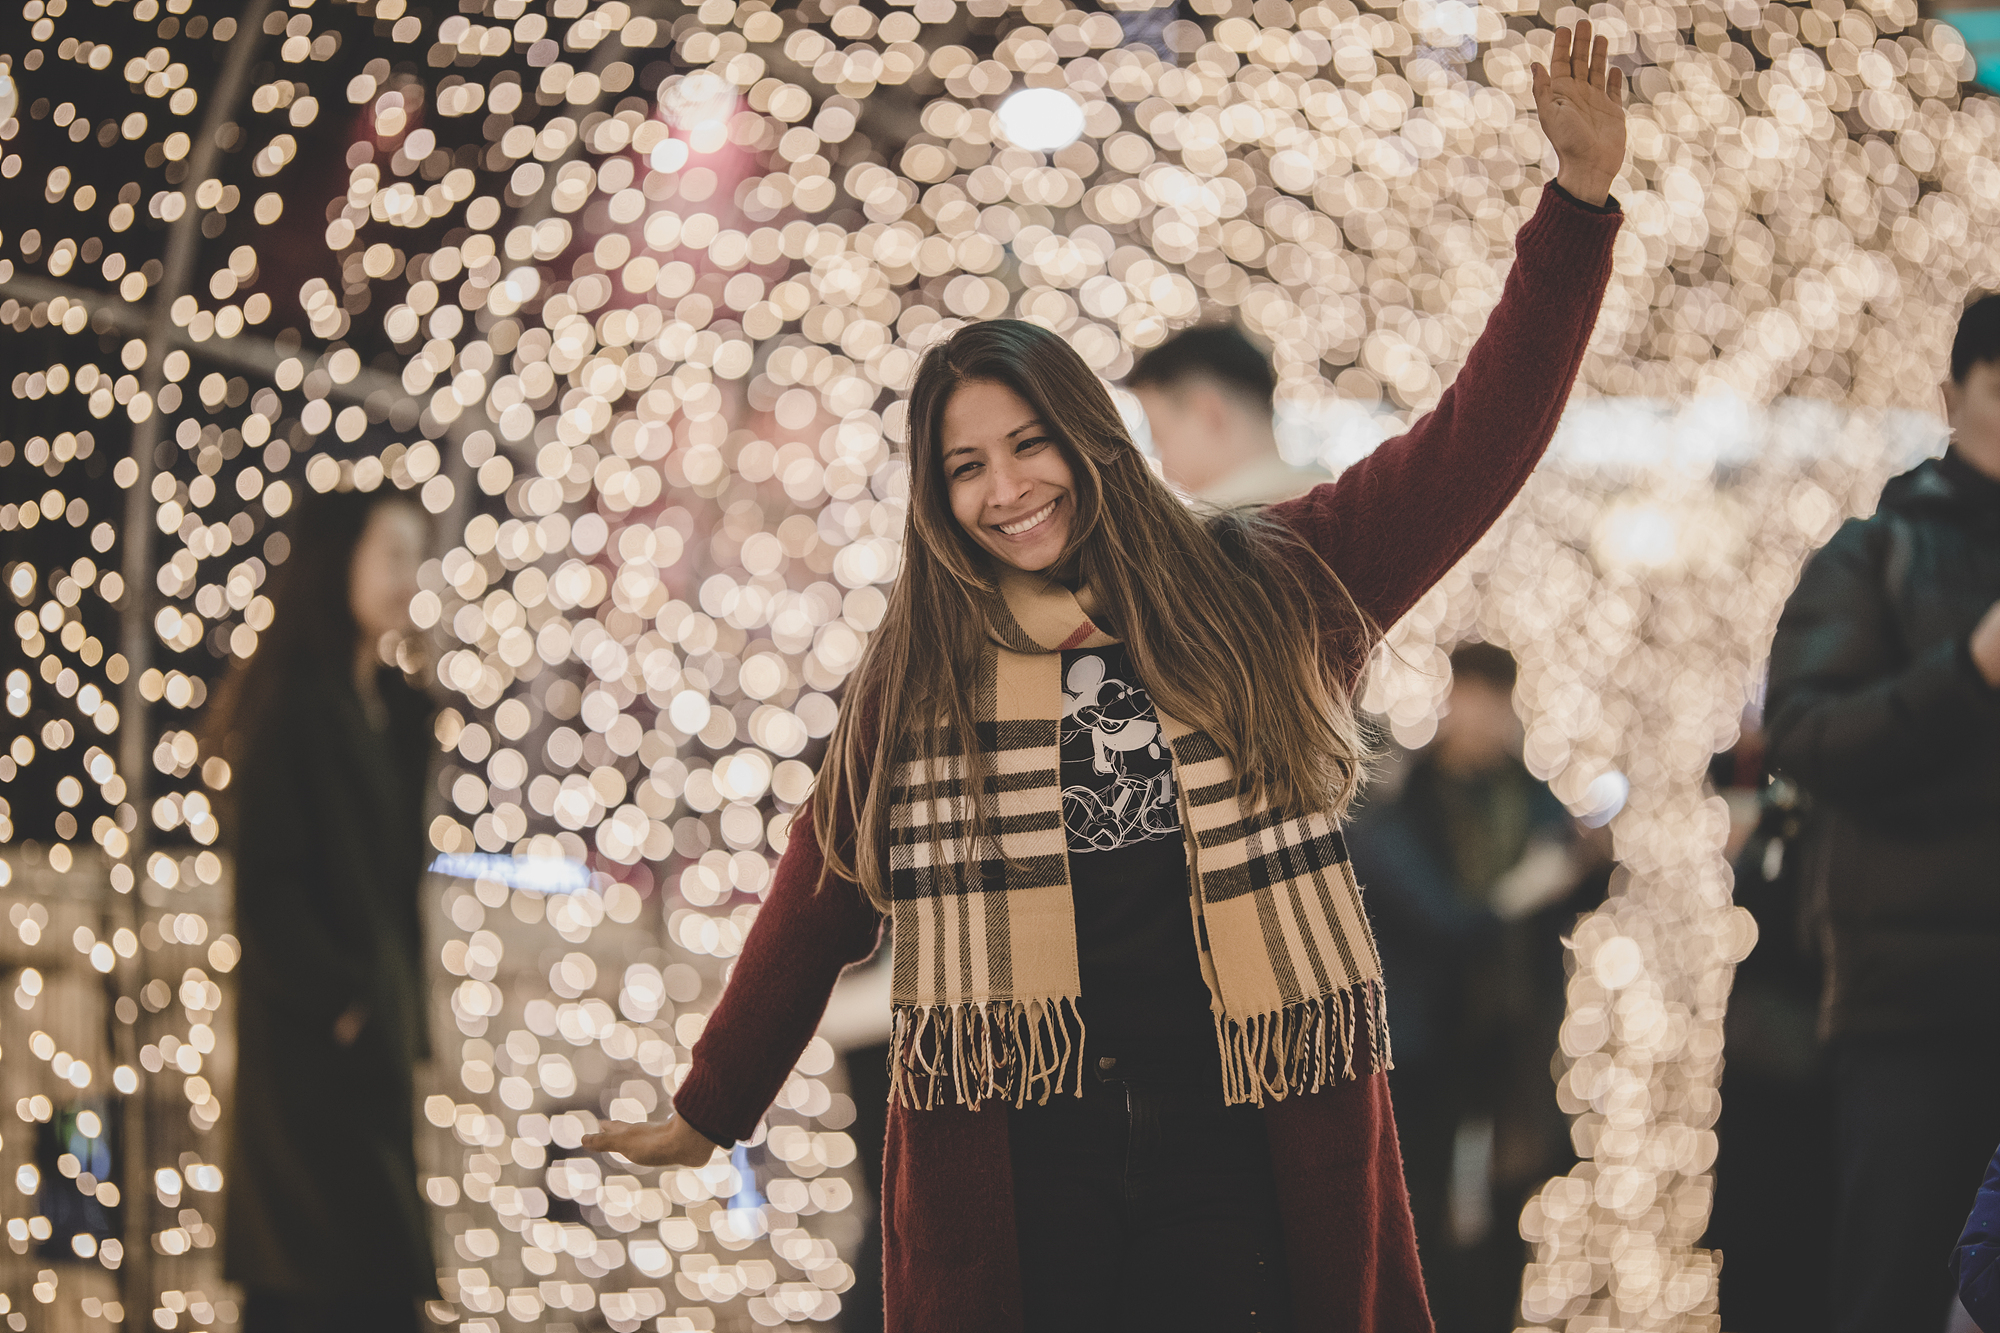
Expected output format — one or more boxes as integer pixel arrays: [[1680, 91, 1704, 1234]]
[[885, 569, 1388, 1110]]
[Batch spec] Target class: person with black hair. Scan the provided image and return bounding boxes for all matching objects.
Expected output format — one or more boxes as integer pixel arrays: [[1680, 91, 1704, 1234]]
[[1764, 293, 2000, 1333], [1344, 643, 1601, 1333], [1127, 324, 1332, 506], [204, 487, 439, 1333]]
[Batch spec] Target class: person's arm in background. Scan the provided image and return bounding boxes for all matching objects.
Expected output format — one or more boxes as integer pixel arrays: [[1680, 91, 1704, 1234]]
[[1266, 22, 1624, 651], [1765, 518, 2000, 804], [1489, 778, 1606, 921], [1955, 1144, 2000, 1333], [584, 788, 884, 1164]]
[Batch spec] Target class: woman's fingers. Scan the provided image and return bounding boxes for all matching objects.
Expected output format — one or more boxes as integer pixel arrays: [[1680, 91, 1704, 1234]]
[[1534, 22, 1622, 98], [1540, 22, 1606, 87], [582, 1125, 642, 1154], [580, 1117, 719, 1167]]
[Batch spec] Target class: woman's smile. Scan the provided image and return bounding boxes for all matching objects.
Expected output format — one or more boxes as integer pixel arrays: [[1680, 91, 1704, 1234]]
[[996, 496, 1062, 538]]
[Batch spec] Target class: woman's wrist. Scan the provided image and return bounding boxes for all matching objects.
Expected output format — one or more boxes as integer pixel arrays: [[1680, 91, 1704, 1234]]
[[1553, 169, 1616, 208], [671, 1104, 732, 1152]]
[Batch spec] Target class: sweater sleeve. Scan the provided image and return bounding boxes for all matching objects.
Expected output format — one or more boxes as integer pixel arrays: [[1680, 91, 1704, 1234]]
[[671, 796, 885, 1146], [1265, 184, 1622, 648]]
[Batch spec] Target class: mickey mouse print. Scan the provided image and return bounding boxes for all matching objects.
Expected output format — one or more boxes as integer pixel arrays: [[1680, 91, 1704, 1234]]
[[1059, 645, 1183, 854]]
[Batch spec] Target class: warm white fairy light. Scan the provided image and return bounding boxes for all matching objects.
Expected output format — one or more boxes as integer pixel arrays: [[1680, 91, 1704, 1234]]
[[997, 86, 1088, 150]]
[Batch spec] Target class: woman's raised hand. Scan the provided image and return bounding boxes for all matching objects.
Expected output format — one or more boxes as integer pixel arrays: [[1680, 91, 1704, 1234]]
[[582, 1115, 724, 1168], [1532, 19, 1628, 207]]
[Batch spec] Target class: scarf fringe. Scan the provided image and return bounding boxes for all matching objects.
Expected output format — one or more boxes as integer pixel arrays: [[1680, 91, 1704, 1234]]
[[1216, 978, 1392, 1108], [886, 981, 1390, 1112], [886, 996, 1087, 1112]]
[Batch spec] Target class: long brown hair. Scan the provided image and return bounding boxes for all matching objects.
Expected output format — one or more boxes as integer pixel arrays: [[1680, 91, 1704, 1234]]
[[204, 487, 425, 755], [815, 320, 1373, 909]]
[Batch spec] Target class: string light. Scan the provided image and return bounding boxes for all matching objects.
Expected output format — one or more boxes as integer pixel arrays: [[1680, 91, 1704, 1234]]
[[2, 0, 1994, 1325]]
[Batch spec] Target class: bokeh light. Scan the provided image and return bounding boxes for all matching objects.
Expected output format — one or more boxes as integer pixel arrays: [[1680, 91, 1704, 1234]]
[[997, 85, 1088, 150]]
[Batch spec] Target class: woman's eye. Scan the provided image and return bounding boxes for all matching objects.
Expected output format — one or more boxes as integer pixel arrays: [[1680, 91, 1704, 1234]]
[[1017, 436, 1049, 453]]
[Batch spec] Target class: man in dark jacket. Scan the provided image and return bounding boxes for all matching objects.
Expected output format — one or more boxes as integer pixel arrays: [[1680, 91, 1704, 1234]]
[[1765, 293, 2000, 1333]]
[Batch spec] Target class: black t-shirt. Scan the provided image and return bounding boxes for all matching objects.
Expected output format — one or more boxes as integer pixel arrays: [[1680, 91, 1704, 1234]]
[[1059, 643, 1219, 1083]]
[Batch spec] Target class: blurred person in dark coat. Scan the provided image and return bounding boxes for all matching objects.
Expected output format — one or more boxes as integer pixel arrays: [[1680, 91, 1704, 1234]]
[[1765, 293, 2000, 1333], [1347, 643, 1603, 1332], [1957, 1144, 2000, 1333], [206, 487, 437, 1333], [1702, 751, 1836, 1331]]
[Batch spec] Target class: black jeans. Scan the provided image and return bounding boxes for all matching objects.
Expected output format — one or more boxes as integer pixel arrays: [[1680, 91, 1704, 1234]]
[[1831, 1035, 2000, 1333], [1009, 1057, 1293, 1332]]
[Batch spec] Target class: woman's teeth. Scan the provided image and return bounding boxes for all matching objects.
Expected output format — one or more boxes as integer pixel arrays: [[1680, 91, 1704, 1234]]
[[999, 500, 1056, 536]]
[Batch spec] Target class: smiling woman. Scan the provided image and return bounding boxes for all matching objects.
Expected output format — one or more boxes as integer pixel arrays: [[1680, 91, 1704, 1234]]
[[585, 25, 1630, 1329]]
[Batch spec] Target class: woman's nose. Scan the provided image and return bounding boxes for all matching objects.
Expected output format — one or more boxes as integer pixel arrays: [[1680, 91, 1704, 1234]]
[[987, 456, 1031, 503]]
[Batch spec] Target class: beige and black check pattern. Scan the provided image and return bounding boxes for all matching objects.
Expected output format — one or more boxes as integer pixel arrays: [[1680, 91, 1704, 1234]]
[[885, 569, 1388, 1110]]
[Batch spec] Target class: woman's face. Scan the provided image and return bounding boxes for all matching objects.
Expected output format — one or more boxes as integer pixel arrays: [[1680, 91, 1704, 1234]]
[[942, 379, 1075, 574], [348, 501, 427, 645]]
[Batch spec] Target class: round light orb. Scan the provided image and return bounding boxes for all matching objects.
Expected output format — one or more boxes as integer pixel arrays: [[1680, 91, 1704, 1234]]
[[501, 266, 541, 303], [996, 87, 1085, 153], [661, 70, 736, 133], [0, 74, 16, 125], [1580, 769, 1630, 829]]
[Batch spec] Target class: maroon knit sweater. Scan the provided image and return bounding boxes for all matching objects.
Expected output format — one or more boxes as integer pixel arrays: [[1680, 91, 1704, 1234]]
[[673, 185, 1622, 1332]]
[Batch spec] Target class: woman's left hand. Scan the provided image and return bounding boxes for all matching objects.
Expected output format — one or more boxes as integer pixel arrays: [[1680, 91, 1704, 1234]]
[[582, 1115, 723, 1167], [1533, 19, 1628, 207]]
